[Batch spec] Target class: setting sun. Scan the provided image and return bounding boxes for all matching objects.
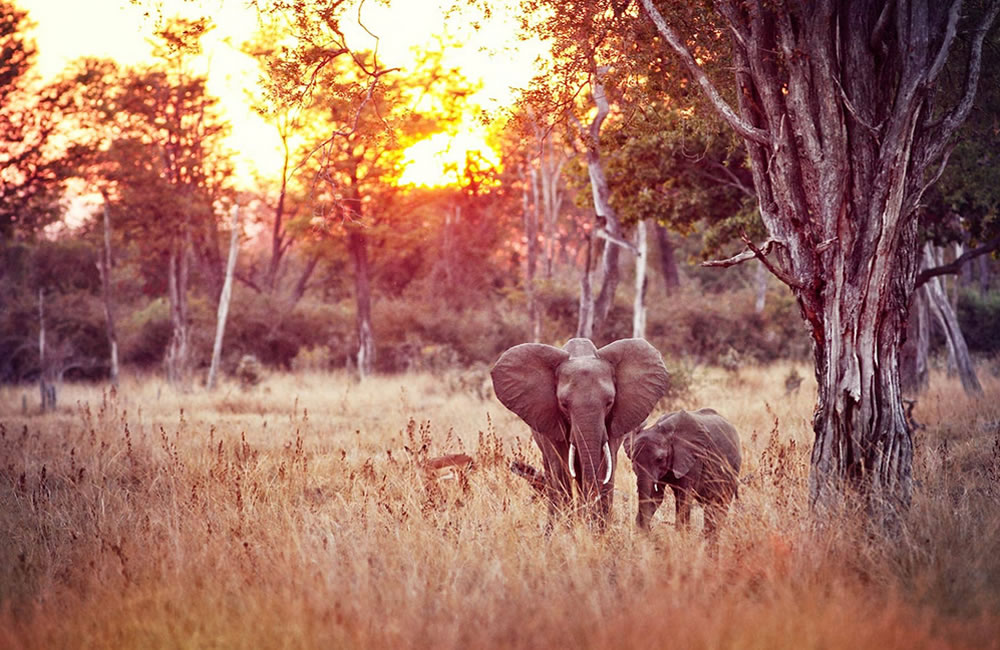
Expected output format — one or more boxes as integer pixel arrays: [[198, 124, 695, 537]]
[[399, 130, 502, 187]]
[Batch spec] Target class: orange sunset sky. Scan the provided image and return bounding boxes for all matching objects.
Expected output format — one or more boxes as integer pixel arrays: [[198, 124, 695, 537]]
[[20, 0, 543, 186]]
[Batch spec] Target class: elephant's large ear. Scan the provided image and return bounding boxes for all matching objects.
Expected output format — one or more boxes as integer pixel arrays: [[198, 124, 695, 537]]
[[491, 343, 569, 435], [671, 438, 696, 479], [599, 338, 670, 438]]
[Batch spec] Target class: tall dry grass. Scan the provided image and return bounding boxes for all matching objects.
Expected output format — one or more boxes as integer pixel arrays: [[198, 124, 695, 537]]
[[1, 363, 999, 649]]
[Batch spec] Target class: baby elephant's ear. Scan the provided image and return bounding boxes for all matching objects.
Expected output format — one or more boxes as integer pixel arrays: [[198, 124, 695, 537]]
[[491, 343, 569, 435], [598, 338, 670, 438], [671, 438, 697, 479]]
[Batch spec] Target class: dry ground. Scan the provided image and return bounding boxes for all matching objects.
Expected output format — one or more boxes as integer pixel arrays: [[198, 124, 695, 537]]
[[1, 363, 999, 648]]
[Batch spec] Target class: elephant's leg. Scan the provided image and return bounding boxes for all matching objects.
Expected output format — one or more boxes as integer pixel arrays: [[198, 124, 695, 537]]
[[534, 432, 572, 515], [703, 502, 723, 543], [636, 477, 665, 529], [673, 486, 692, 529]]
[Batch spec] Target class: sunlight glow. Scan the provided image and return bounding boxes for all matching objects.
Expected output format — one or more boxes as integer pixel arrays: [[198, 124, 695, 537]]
[[399, 131, 501, 188]]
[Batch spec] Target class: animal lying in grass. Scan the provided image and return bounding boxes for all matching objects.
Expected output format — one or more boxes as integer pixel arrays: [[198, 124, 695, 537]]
[[624, 408, 742, 539]]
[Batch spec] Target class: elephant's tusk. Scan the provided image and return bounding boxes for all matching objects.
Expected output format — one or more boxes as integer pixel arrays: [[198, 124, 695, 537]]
[[653, 482, 660, 493], [602, 441, 613, 485], [568, 443, 577, 479]]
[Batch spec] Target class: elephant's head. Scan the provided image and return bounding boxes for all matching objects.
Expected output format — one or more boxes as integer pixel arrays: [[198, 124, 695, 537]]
[[491, 337, 669, 519], [624, 415, 697, 529]]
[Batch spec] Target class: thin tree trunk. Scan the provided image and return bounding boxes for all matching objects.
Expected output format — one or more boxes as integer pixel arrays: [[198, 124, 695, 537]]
[[652, 222, 680, 294], [348, 227, 375, 379], [208, 206, 240, 390], [99, 197, 119, 388], [38, 289, 55, 411], [291, 252, 320, 306], [754, 261, 768, 314], [576, 231, 595, 339], [589, 156, 622, 339], [166, 235, 191, 389], [570, 67, 622, 341], [268, 136, 292, 291], [632, 221, 648, 339], [524, 166, 541, 342], [901, 288, 930, 395], [977, 254, 991, 294], [924, 244, 982, 395]]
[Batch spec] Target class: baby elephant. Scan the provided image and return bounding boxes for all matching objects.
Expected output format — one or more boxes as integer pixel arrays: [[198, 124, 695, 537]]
[[624, 408, 741, 538]]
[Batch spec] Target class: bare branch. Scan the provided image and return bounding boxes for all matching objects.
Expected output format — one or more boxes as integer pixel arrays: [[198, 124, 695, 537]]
[[702, 233, 805, 290], [594, 227, 639, 255], [927, 0, 963, 85], [915, 233, 1000, 288], [870, 0, 896, 50], [638, 0, 770, 146], [930, 2, 1000, 153]]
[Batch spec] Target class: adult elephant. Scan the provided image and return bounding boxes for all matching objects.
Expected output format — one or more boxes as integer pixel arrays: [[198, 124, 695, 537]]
[[491, 338, 670, 523]]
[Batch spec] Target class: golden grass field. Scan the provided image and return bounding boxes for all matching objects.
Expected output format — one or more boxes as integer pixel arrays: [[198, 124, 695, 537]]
[[2, 362, 999, 649]]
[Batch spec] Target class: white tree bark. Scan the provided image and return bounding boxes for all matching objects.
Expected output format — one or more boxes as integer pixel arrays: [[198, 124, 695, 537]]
[[632, 221, 649, 339], [208, 206, 240, 390]]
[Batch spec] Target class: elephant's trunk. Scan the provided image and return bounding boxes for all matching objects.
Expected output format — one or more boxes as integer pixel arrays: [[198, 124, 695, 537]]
[[569, 417, 613, 519]]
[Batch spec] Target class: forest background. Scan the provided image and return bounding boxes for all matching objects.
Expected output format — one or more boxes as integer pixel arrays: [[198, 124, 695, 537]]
[[1, 0, 998, 398]]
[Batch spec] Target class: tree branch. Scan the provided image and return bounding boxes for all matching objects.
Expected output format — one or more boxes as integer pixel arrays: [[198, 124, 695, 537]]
[[927, 0, 963, 86], [929, 2, 1000, 154], [702, 232, 805, 290], [594, 227, 639, 255], [914, 233, 1000, 288], [638, 0, 771, 146]]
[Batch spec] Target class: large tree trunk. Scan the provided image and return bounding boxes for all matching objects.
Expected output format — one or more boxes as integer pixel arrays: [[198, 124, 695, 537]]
[[165, 234, 191, 389], [652, 222, 680, 294], [633, 221, 649, 339], [99, 196, 119, 388], [640, 1, 1000, 514], [808, 245, 916, 516], [923, 244, 982, 395], [347, 227, 375, 379], [208, 206, 240, 390]]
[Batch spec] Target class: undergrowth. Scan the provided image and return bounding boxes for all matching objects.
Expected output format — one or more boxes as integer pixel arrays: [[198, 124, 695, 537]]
[[0, 364, 998, 648]]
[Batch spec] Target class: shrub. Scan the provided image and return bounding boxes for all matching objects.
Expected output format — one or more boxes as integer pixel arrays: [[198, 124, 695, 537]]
[[234, 354, 264, 388]]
